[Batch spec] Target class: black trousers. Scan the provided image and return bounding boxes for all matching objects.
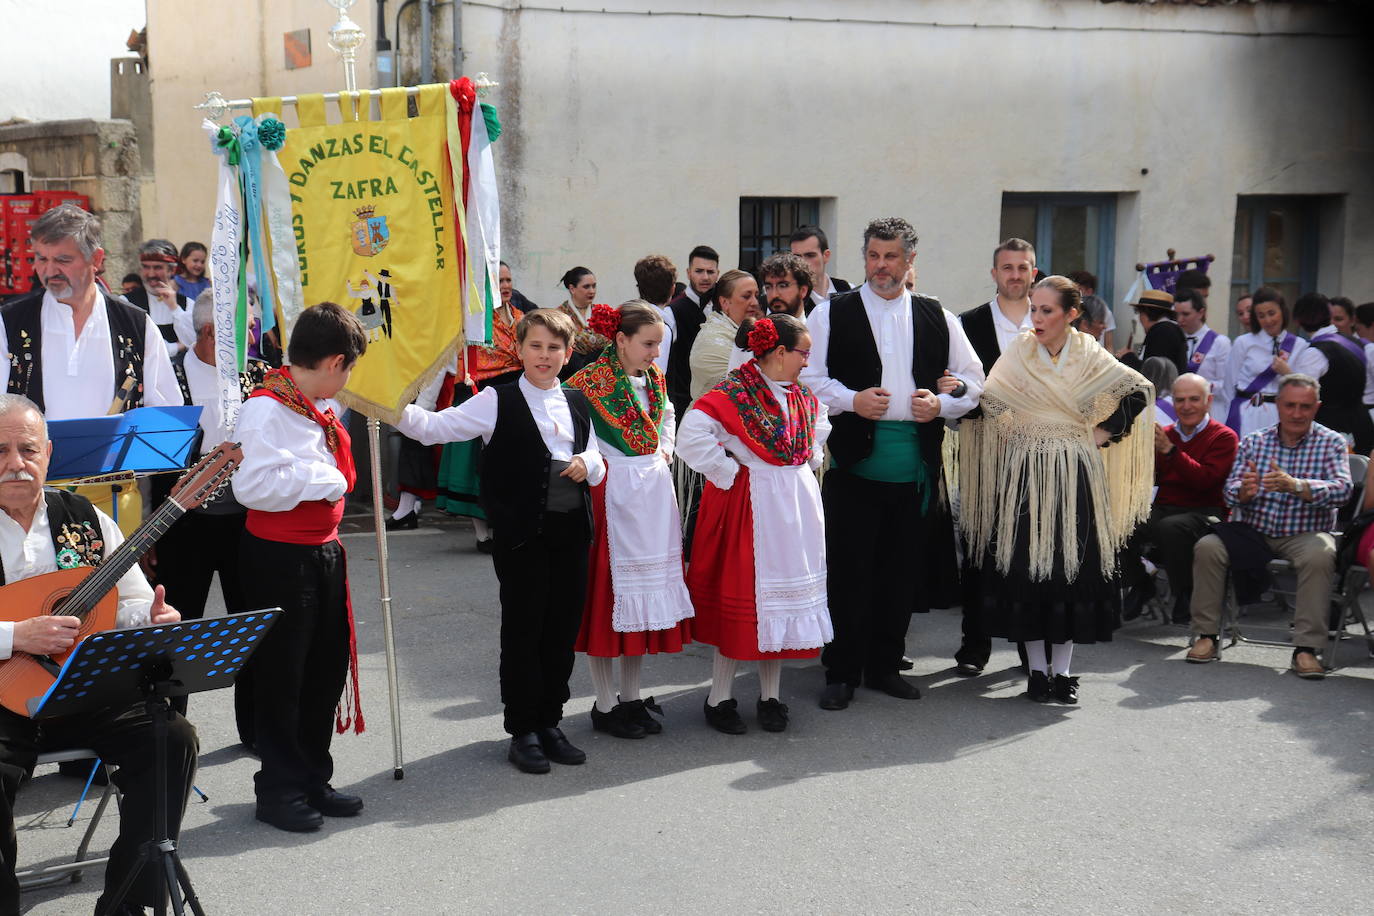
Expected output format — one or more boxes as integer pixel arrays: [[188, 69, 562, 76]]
[[0, 703, 198, 914], [955, 539, 993, 667], [1123, 504, 1224, 599], [491, 511, 590, 736], [239, 534, 350, 805], [153, 510, 254, 737], [820, 469, 925, 687]]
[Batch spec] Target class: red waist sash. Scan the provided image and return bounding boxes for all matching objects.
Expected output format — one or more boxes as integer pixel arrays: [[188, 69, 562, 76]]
[[245, 500, 344, 545]]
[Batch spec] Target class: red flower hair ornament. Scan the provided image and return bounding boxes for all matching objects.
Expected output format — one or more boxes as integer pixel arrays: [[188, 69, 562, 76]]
[[588, 303, 621, 339], [747, 318, 781, 357]]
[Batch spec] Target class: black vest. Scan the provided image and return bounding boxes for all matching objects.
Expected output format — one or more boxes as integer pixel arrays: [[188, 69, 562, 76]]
[[125, 286, 190, 344], [1, 290, 149, 413], [959, 301, 1002, 375], [479, 382, 593, 549], [0, 490, 105, 587], [824, 290, 949, 471], [1311, 338, 1364, 410]]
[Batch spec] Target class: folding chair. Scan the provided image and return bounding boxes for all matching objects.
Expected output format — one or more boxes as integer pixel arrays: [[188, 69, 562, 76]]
[[1220, 453, 1369, 670], [15, 749, 118, 891]]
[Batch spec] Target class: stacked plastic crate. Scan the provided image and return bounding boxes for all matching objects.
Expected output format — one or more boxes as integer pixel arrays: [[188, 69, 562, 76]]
[[0, 192, 91, 297]]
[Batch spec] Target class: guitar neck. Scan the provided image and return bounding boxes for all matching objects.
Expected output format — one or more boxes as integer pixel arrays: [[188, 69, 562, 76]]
[[61, 499, 185, 620]]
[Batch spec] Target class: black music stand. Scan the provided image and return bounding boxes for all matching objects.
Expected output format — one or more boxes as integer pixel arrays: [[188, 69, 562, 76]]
[[31, 610, 282, 916]]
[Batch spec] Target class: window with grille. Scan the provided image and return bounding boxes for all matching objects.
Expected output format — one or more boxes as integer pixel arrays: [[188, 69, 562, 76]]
[[738, 197, 821, 273]]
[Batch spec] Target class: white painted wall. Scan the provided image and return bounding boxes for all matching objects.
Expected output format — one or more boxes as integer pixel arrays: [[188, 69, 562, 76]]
[[457, 0, 1371, 336], [1, 0, 146, 122]]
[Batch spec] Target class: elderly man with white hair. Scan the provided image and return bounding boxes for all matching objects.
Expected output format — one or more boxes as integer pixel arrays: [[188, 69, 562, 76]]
[[1122, 373, 1240, 622], [0, 393, 196, 915]]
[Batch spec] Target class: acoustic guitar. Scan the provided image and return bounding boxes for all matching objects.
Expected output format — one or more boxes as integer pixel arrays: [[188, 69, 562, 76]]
[[0, 442, 243, 716]]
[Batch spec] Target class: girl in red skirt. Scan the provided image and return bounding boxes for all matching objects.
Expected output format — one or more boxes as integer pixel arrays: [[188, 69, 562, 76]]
[[677, 314, 832, 734], [566, 302, 694, 739]]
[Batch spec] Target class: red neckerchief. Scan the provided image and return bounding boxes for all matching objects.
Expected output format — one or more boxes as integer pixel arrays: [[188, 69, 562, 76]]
[[249, 366, 356, 492]]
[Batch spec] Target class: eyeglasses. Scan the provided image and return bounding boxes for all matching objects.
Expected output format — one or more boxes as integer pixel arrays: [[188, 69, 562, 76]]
[[788, 347, 811, 358]]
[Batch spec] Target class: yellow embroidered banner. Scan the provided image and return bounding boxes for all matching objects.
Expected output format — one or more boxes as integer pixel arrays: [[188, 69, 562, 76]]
[[252, 85, 461, 422]]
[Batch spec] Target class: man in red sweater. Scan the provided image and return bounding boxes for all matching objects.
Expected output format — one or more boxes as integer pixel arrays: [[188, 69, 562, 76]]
[[1125, 373, 1240, 622]]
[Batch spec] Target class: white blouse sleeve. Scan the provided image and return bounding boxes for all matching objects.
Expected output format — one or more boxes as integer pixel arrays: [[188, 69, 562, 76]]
[[810, 402, 832, 470], [658, 395, 677, 461], [231, 398, 349, 511], [395, 388, 499, 446], [676, 409, 739, 490]]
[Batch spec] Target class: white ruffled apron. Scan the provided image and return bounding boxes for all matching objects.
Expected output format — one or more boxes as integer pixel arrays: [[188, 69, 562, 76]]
[[604, 451, 695, 633], [745, 463, 832, 652]]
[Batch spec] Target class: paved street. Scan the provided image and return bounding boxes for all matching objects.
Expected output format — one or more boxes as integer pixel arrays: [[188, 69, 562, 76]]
[[20, 511, 1374, 915]]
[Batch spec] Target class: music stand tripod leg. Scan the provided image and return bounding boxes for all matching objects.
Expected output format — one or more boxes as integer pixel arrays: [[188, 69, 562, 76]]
[[99, 690, 205, 916]]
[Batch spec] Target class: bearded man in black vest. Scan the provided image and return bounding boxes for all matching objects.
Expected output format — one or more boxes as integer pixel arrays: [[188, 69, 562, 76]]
[[802, 218, 985, 710], [0, 205, 182, 421]]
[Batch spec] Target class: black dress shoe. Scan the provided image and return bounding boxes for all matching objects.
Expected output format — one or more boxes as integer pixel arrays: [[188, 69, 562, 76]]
[[307, 785, 364, 817], [508, 732, 551, 774], [536, 727, 587, 765], [475, 537, 495, 554], [703, 699, 747, 734], [756, 698, 789, 732], [1027, 670, 1053, 703], [818, 682, 854, 710], [591, 703, 646, 739], [899, 656, 915, 671], [385, 509, 419, 531], [622, 696, 663, 734], [255, 798, 324, 832], [954, 661, 984, 677], [95, 897, 147, 916], [1052, 674, 1080, 704], [864, 671, 922, 700]]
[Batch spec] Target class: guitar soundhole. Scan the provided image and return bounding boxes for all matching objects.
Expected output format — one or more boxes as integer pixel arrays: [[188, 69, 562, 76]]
[[47, 590, 74, 617]]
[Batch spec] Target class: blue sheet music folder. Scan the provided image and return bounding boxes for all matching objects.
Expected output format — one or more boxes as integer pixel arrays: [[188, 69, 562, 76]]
[[47, 406, 203, 479]]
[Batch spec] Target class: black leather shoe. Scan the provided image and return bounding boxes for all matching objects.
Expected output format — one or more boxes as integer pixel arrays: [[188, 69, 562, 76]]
[[508, 732, 551, 774], [385, 509, 419, 531], [536, 727, 587, 765], [865, 671, 922, 700], [1027, 670, 1053, 703], [255, 798, 324, 832], [623, 696, 663, 735], [954, 661, 984, 677], [899, 656, 915, 671], [756, 698, 789, 732], [818, 682, 855, 710], [703, 699, 747, 734], [95, 897, 147, 916], [1052, 674, 1080, 704], [591, 703, 646, 739], [307, 785, 364, 817], [475, 537, 495, 554]]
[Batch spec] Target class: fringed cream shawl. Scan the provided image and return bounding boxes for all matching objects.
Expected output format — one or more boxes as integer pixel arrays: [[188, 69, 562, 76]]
[[959, 328, 1155, 582]]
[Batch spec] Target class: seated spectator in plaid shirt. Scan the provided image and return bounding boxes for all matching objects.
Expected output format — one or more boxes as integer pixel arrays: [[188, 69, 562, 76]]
[[1185, 374, 1353, 677]]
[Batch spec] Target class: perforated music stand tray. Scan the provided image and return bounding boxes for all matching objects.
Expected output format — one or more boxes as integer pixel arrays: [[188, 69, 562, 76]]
[[28, 610, 281, 719], [47, 405, 204, 482]]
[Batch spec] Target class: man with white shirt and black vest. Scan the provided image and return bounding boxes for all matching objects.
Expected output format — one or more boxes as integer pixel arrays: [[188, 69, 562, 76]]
[[1174, 288, 1232, 422], [666, 245, 720, 418], [952, 237, 1036, 675], [802, 217, 985, 710], [0, 206, 182, 420], [0, 393, 196, 916], [124, 238, 196, 358], [1294, 291, 1374, 453], [790, 225, 852, 314], [148, 290, 268, 743]]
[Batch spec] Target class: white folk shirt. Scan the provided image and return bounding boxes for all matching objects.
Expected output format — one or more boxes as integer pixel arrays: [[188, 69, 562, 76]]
[[800, 282, 985, 421], [232, 395, 349, 511], [0, 291, 182, 420], [396, 375, 606, 486], [988, 296, 1034, 355], [181, 350, 236, 447], [0, 502, 154, 659], [1184, 326, 1232, 393], [144, 291, 196, 356]]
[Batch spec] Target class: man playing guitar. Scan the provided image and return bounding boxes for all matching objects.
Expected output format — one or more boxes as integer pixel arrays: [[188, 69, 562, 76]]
[[0, 393, 196, 916]]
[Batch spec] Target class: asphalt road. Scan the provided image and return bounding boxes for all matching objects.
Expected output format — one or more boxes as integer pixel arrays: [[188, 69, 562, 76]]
[[19, 510, 1374, 915]]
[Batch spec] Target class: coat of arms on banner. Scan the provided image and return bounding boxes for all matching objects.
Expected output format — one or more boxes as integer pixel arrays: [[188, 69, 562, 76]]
[[350, 205, 390, 257]]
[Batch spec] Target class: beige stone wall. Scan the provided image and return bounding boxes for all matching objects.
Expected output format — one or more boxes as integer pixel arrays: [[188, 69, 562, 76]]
[[143, 0, 377, 248], [0, 119, 144, 278]]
